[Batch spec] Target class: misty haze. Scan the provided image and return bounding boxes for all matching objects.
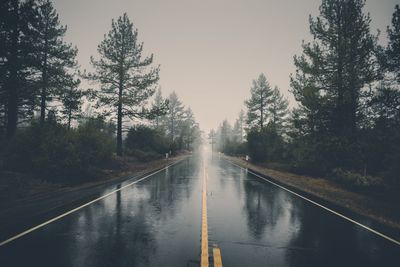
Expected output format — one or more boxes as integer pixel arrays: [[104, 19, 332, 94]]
[[0, 0, 400, 266]]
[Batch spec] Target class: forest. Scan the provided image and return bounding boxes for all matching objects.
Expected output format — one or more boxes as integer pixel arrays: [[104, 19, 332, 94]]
[[0, 0, 201, 183], [213, 1, 400, 190]]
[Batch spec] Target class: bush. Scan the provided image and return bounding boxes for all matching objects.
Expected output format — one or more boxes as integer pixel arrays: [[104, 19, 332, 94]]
[[247, 126, 285, 162], [125, 125, 169, 159], [331, 168, 383, 189], [3, 119, 114, 183], [126, 149, 163, 162]]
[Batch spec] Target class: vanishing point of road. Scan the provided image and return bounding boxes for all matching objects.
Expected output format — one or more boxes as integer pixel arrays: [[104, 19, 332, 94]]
[[0, 147, 399, 266]]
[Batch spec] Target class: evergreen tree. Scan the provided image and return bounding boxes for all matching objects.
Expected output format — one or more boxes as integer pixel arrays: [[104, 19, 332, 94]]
[[386, 5, 400, 82], [245, 73, 273, 130], [164, 91, 184, 142], [269, 86, 289, 132], [33, 0, 78, 123], [232, 109, 245, 143], [290, 0, 379, 139], [60, 78, 83, 129], [218, 119, 232, 152], [88, 13, 160, 155], [151, 87, 168, 129], [208, 129, 216, 151], [180, 107, 199, 149], [0, 0, 37, 137]]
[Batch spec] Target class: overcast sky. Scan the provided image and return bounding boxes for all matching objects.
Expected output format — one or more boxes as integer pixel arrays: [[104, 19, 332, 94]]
[[53, 0, 398, 132]]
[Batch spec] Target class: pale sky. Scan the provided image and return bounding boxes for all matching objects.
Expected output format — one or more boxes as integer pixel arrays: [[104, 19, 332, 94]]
[[53, 0, 398, 132]]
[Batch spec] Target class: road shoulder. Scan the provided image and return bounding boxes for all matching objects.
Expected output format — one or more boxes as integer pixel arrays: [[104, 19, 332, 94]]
[[0, 154, 190, 241], [222, 154, 400, 236]]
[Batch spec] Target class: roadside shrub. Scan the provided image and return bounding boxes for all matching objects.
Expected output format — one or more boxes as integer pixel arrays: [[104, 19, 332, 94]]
[[126, 149, 163, 162], [247, 127, 285, 162], [3, 119, 114, 183], [331, 168, 383, 189], [222, 140, 247, 156], [125, 125, 169, 158]]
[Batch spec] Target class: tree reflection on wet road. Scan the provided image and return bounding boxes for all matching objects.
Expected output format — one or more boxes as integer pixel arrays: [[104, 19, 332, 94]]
[[0, 147, 399, 266]]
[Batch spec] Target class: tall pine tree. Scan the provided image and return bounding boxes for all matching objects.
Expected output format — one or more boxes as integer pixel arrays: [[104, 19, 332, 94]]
[[386, 5, 400, 82], [88, 13, 160, 155], [33, 0, 78, 123], [60, 78, 83, 129], [291, 0, 379, 139], [245, 73, 273, 130], [269, 86, 289, 132], [0, 0, 37, 137], [232, 109, 245, 143], [164, 91, 184, 142]]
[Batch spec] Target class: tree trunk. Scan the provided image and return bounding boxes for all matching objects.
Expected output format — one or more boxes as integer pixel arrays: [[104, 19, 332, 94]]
[[40, 27, 50, 124], [116, 83, 123, 156], [6, 1, 19, 138], [260, 92, 264, 129], [40, 50, 48, 124], [67, 109, 72, 130]]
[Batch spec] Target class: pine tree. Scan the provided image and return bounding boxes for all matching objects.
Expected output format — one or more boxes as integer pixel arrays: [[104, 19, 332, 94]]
[[32, 0, 78, 123], [386, 4, 400, 82], [245, 73, 273, 130], [218, 119, 232, 152], [0, 0, 37, 137], [269, 86, 289, 132], [290, 0, 379, 139], [60, 78, 83, 129], [164, 92, 184, 142], [208, 129, 216, 151], [151, 87, 169, 129], [180, 107, 198, 149], [232, 109, 245, 143], [88, 13, 160, 155]]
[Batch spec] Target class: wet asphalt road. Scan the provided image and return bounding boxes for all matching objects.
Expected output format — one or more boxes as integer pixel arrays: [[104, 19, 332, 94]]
[[0, 147, 399, 266]]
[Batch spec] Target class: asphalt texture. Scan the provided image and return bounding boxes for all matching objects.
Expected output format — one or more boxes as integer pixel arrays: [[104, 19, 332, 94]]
[[0, 147, 399, 266]]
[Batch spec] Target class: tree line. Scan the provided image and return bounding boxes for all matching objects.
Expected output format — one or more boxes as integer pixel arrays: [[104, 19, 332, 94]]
[[213, 0, 400, 188], [0, 0, 200, 183]]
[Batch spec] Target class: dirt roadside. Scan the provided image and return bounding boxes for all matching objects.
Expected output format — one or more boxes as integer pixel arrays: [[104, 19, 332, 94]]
[[222, 155, 400, 233], [0, 154, 190, 241]]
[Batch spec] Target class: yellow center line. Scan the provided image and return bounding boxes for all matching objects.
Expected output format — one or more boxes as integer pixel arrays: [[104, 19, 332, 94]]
[[201, 162, 209, 267], [213, 246, 223, 267]]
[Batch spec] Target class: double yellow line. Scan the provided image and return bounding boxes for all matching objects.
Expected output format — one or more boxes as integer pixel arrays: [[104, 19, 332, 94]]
[[201, 162, 222, 267]]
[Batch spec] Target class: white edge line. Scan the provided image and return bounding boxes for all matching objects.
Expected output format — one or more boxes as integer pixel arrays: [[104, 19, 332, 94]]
[[0, 160, 184, 247], [225, 159, 400, 246]]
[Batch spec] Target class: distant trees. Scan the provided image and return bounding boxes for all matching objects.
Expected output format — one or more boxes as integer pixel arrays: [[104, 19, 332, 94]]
[[152, 87, 165, 129], [214, 111, 248, 155], [87, 13, 160, 156], [232, 110, 245, 143], [157, 91, 201, 152], [164, 91, 185, 142]]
